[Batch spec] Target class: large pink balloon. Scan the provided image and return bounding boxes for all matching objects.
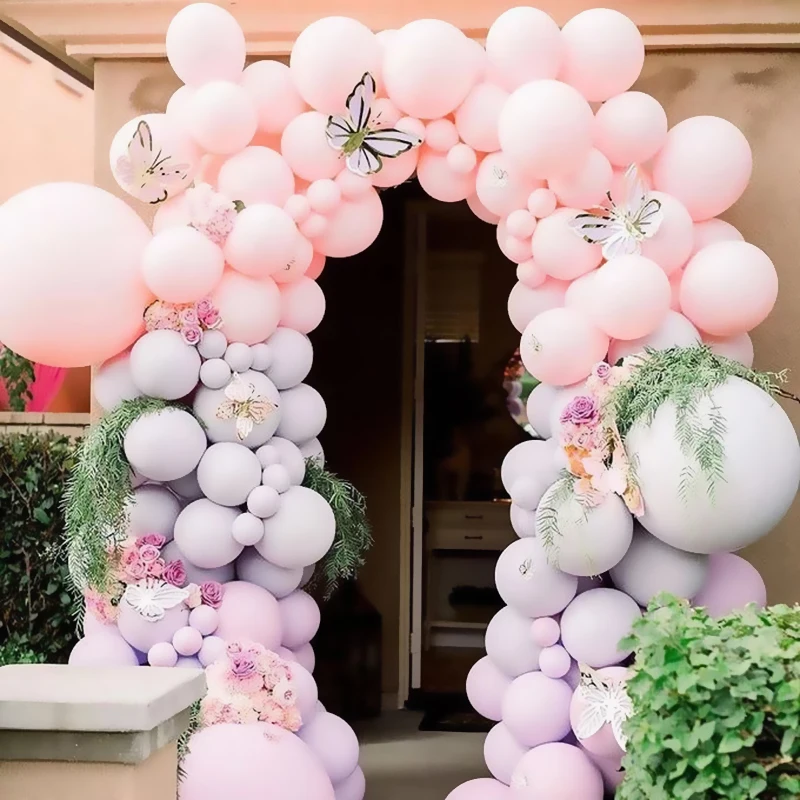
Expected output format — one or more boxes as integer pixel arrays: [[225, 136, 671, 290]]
[[371, 149, 420, 189], [511, 743, 604, 800], [548, 149, 612, 210], [680, 241, 778, 336], [691, 553, 767, 618], [166, 3, 245, 86], [314, 189, 384, 258], [417, 148, 477, 203], [691, 218, 744, 256], [640, 192, 695, 276], [520, 307, 609, 386], [183, 81, 257, 155], [280, 278, 326, 334], [507, 278, 568, 334], [594, 92, 668, 167], [446, 779, 511, 800], [476, 151, 543, 217], [485, 7, 563, 91], [0, 183, 152, 367], [217, 147, 296, 208], [455, 83, 508, 152], [653, 116, 752, 221], [290, 17, 382, 114], [588, 255, 671, 340], [224, 205, 299, 278], [559, 9, 644, 102], [214, 581, 283, 650], [531, 208, 603, 280], [502, 672, 573, 748], [383, 20, 481, 119], [498, 80, 594, 179], [282, 112, 344, 182], [242, 61, 308, 135], [211, 270, 281, 344]]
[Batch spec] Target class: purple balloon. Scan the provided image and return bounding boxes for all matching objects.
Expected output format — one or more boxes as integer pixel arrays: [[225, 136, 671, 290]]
[[292, 642, 315, 673], [445, 778, 511, 799], [691, 552, 767, 618], [539, 645, 572, 679], [279, 590, 321, 649], [502, 672, 573, 748], [148, 641, 179, 667], [531, 617, 560, 647], [162, 540, 236, 586], [173, 498, 243, 569], [215, 581, 283, 651], [176, 656, 204, 669], [299, 712, 360, 784], [333, 766, 365, 800], [69, 633, 139, 667], [290, 663, 319, 728], [484, 722, 530, 785], [236, 547, 303, 599], [485, 606, 543, 678], [117, 601, 189, 654], [511, 743, 603, 799], [198, 635, 227, 667], [466, 656, 511, 722], [510, 503, 537, 538]]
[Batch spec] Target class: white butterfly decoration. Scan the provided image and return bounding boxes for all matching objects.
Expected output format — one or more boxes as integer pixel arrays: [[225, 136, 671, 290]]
[[574, 664, 634, 751], [123, 579, 190, 622], [115, 120, 190, 205], [215, 372, 278, 442], [569, 164, 664, 261], [325, 73, 423, 177]]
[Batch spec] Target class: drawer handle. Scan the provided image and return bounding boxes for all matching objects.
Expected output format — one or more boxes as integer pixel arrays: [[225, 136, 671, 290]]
[[465, 515, 484, 520], [464, 535, 484, 540]]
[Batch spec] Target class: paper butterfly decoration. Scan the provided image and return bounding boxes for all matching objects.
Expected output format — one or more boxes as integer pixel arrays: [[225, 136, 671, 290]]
[[574, 664, 634, 751], [325, 73, 423, 177], [569, 164, 664, 261], [215, 373, 278, 442], [115, 120, 190, 205], [123, 579, 190, 622]]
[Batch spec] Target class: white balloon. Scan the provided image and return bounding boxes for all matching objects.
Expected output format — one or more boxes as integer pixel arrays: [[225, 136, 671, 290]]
[[265, 327, 314, 389], [130, 330, 202, 400], [127, 484, 181, 541], [526, 384, 559, 439], [627, 377, 800, 553], [298, 438, 325, 466], [703, 332, 754, 368], [608, 311, 700, 364], [197, 442, 263, 506], [485, 606, 543, 678], [236, 547, 303, 598], [94, 351, 142, 411], [268, 437, 307, 485], [276, 384, 327, 443], [501, 439, 560, 495], [173, 499, 243, 569], [167, 470, 204, 501], [510, 503, 537, 538]]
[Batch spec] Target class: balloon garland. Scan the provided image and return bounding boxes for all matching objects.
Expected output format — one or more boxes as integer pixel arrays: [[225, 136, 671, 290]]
[[0, 3, 797, 799]]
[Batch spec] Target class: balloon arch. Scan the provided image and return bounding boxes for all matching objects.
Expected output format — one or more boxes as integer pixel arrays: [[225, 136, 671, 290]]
[[0, 4, 797, 799]]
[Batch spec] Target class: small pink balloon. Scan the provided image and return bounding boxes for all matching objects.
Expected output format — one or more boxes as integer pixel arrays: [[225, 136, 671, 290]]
[[477, 151, 543, 217], [466, 656, 511, 722], [189, 605, 219, 636], [370, 149, 420, 189], [305, 252, 327, 281], [152, 194, 191, 233], [539, 645, 572, 679], [594, 91, 668, 167], [485, 7, 563, 91], [507, 278, 568, 334], [548, 149, 613, 209], [69, 633, 140, 667], [242, 60, 308, 135], [148, 641, 179, 667], [467, 193, 501, 225], [447, 144, 478, 175], [507, 210, 537, 239], [559, 9, 644, 102], [511, 743, 604, 800], [184, 81, 257, 155], [691, 218, 744, 256], [446, 778, 511, 800], [215, 581, 283, 651], [198, 635, 227, 667], [280, 278, 326, 334], [610, 165, 652, 201], [680, 241, 778, 335], [300, 214, 329, 240], [531, 208, 603, 280], [314, 189, 384, 257], [336, 170, 373, 200], [142, 226, 224, 303], [396, 116, 427, 141], [285, 194, 312, 224], [588, 255, 671, 340], [307, 180, 342, 214], [278, 590, 321, 649], [528, 188, 557, 218], [640, 192, 695, 276], [584, 749, 625, 793], [373, 97, 401, 126], [669, 269, 683, 312], [703, 332, 754, 368], [499, 80, 594, 179], [173, 625, 204, 657], [497, 219, 532, 265], [531, 617, 561, 647], [290, 17, 382, 114], [484, 723, 530, 786], [166, 4, 245, 86], [273, 236, 315, 285], [521, 307, 609, 385], [166, 85, 196, 121], [570, 666, 629, 758], [692, 553, 767, 617], [455, 83, 508, 152], [426, 119, 460, 153], [224, 204, 299, 277], [282, 112, 343, 182], [418, 148, 477, 203], [218, 146, 296, 208], [653, 116, 752, 221], [517, 260, 547, 289], [211, 270, 281, 344]]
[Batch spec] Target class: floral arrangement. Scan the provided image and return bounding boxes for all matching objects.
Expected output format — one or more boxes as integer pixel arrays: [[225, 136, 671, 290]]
[[84, 533, 224, 625], [200, 641, 302, 731], [144, 297, 222, 345], [184, 182, 240, 246]]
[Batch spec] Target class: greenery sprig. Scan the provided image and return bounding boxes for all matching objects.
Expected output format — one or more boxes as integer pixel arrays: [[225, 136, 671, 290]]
[[0, 346, 35, 411], [302, 459, 372, 599], [177, 699, 202, 782]]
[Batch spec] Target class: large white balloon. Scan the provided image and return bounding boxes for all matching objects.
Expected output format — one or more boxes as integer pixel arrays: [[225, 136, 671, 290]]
[[265, 328, 314, 389], [130, 330, 202, 400], [276, 383, 327, 443], [94, 351, 142, 411], [127, 484, 181, 541], [197, 442, 263, 506], [173, 499, 243, 569], [627, 377, 800, 553]]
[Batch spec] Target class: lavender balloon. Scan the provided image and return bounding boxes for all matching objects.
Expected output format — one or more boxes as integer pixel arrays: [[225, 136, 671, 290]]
[[129, 329, 201, 400], [174, 499, 243, 569], [126, 483, 181, 540], [162, 540, 235, 585], [510, 743, 603, 799], [691, 552, 767, 617], [276, 383, 328, 443], [333, 767, 365, 800], [69, 633, 140, 667], [265, 327, 314, 389], [278, 590, 321, 649], [485, 606, 543, 678], [446, 778, 511, 799], [214, 581, 283, 651], [236, 547, 303, 598], [484, 722, 530, 785], [466, 656, 512, 722], [298, 712, 360, 784], [502, 672, 573, 747], [117, 602, 189, 654], [197, 442, 263, 506]]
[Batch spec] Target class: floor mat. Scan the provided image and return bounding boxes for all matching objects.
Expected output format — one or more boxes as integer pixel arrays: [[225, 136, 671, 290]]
[[418, 694, 493, 733]]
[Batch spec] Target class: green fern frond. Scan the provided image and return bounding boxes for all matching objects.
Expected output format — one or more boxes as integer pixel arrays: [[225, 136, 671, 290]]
[[535, 473, 577, 558]]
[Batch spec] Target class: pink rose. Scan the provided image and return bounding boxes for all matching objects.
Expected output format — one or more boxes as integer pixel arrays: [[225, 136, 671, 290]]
[[137, 544, 161, 563], [137, 534, 166, 549], [195, 298, 214, 320], [181, 325, 203, 346], [180, 307, 199, 327], [282, 707, 302, 732], [185, 583, 202, 609], [272, 679, 297, 709], [163, 560, 187, 587], [146, 558, 165, 578], [560, 396, 598, 426], [125, 559, 147, 581], [593, 362, 612, 380], [201, 308, 221, 329], [120, 547, 139, 568], [200, 581, 224, 609]]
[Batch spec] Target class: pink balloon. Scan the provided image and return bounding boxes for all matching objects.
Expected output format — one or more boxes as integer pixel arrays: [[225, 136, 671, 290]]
[[282, 112, 344, 182], [0, 183, 153, 367], [166, 85, 195, 121], [383, 20, 481, 119], [211, 270, 281, 344], [691, 553, 767, 618], [640, 192, 695, 275], [485, 7, 563, 91], [69, 633, 139, 667], [507, 210, 537, 240], [280, 278, 326, 334], [242, 60, 308, 135], [314, 189, 384, 257], [680, 241, 778, 335], [300, 214, 329, 240], [307, 180, 342, 214], [466, 656, 511, 722], [305, 252, 327, 281], [278, 590, 321, 649], [539, 645, 572, 679], [189, 606, 219, 637], [290, 17, 382, 114], [148, 641, 179, 667], [455, 83, 508, 152], [370, 149, 420, 189], [467, 193, 500, 225], [446, 779, 511, 800], [588, 255, 671, 340], [521, 307, 609, 385], [653, 116, 753, 221], [669, 269, 683, 312], [142, 226, 224, 303], [173, 626, 204, 657], [531, 617, 561, 648], [691, 218, 744, 256], [515, 260, 546, 288], [373, 97, 401, 125], [152, 194, 191, 233], [214, 581, 283, 650], [293, 643, 316, 674], [447, 144, 478, 175], [299, 712, 359, 784], [477, 151, 542, 217], [564, 270, 597, 315], [273, 236, 315, 285], [703, 332, 754, 368], [548, 149, 612, 209], [507, 278, 568, 334], [484, 723, 530, 785], [502, 672, 573, 747], [218, 146, 296, 208], [336, 170, 373, 200], [497, 219, 532, 264], [285, 194, 312, 224], [531, 208, 603, 280], [499, 80, 594, 179], [570, 666, 629, 758], [608, 310, 700, 364], [184, 81, 257, 155], [426, 119, 460, 153], [224, 205, 299, 278], [528, 188, 557, 219], [511, 743, 604, 799], [594, 91, 668, 167], [166, 3, 245, 86], [559, 9, 644, 102], [417, 148, 477, 203]]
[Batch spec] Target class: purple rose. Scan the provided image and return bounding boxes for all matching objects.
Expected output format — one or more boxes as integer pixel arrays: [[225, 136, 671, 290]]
[[230, 654, 258, 679], [201, 581, 224, 609], [560, 396, 598, 426], [182, 325, 203, 346], [593, 362, 612, 380], [163, 560, 187, 588], [180, 307, 199, 327], [138, 533, 166, 549]]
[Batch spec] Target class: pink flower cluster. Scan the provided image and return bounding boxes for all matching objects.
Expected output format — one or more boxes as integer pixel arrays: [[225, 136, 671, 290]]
[[144, 297, 222, 345], [201, 641, 302, 732], [185, 182, 238, 246], [118, 534, 168, 583]]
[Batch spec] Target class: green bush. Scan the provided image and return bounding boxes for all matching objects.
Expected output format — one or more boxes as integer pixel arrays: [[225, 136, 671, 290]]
[[0, 636, 45, 666], [0, 431, 79, 662], [620, 595, 800, 800]]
